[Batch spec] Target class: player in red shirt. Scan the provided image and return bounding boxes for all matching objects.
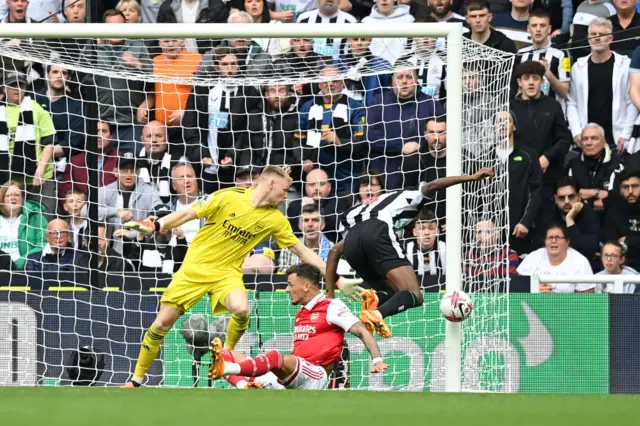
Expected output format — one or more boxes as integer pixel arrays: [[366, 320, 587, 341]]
[[209, 264, 388, 390]]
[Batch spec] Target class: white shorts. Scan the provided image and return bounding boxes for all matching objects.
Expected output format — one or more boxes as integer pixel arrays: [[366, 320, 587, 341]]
[[254, 372, 285, 390], [279, 356, 328, 390]]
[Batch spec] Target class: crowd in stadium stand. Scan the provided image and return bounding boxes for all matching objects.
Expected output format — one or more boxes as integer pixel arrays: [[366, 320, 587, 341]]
[[1, 0, 640, 294]]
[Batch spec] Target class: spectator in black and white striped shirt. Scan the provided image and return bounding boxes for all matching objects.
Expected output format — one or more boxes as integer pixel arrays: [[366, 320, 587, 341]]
[[517, 9, 571, 112], [296, 0, 357, 58], [404, 208, 446, 277]]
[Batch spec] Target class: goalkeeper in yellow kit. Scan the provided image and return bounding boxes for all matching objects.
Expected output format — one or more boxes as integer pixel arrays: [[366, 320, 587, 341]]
[[120, 166, 329, 388]]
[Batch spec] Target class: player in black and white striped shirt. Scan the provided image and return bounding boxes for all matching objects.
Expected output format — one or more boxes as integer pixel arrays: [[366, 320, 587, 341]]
[[296, 0, 357, 58], [325, 168, 493, 337], [517, 10, 571, 111]]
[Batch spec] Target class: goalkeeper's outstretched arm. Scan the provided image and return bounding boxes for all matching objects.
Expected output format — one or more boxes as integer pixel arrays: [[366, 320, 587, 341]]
[[125, 209, 199, 234], [156, 208, 198, 231], [289, 241, 327, 276], [421, 168, 494, 198]]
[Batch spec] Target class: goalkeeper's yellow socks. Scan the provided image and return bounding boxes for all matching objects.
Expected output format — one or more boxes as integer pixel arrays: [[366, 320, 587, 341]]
[[132, 325, 167, 383], [224, 313, 250, 350]]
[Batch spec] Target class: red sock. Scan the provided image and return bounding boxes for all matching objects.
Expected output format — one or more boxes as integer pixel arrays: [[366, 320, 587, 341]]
[[236, 350, 284, 377], [222, 349, 235, 362], [225, 375, 250, 387], [222, 350, 252, 388]]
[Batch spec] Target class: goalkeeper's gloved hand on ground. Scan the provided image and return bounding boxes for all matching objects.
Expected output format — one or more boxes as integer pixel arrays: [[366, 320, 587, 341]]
[[123, 219, 158, 234], [336, 277, 365, 302]]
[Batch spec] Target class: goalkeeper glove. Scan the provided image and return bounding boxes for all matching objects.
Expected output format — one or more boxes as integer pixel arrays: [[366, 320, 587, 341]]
[[123, 220, 158, 234], [336, 277, 365, 303]]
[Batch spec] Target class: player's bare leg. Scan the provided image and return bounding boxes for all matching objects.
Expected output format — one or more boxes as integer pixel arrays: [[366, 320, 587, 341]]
[[384, 265, 424, 308], [378, 265, 424, 317], [359, 266, 423, 339], [222, 289, 251, 350], [209, 337, 297, 381], [122, 304, 183, 388]]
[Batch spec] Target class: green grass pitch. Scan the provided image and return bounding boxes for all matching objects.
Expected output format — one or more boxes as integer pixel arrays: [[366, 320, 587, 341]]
[[0, 388, 638, 426]]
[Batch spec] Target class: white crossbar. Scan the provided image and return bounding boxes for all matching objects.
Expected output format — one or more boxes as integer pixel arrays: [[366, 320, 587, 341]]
[[0, 22, 464, 39]]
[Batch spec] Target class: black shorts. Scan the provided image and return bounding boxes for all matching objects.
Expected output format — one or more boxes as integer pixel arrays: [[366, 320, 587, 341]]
[[343, 219, 411, 288]]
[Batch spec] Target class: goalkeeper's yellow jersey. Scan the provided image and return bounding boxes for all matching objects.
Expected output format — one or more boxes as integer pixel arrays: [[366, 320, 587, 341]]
[[174, 187, 298, 283]]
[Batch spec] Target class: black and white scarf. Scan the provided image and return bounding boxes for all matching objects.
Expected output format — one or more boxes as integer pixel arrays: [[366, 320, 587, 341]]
[[206, 83, 238, 175], [0, 95, 37, 183], [137, 146, 172, 201], [306, 95, 352, 148]]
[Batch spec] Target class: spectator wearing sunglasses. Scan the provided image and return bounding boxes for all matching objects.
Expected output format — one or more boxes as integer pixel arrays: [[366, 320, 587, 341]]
[[535, 176, 600, 269]]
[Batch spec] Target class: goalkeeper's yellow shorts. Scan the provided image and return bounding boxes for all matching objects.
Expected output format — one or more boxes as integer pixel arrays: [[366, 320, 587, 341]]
[[160, 276, 246, 314]]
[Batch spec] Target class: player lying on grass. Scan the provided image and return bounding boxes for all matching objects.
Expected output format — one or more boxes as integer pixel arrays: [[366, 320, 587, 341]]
[[119, 166, 328, 388], [209, 263, 388, 390], [325, 168, 494, 338]]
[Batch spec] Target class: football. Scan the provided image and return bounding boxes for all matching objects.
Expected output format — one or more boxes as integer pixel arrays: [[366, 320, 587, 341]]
[[440, 290, 473, 322]]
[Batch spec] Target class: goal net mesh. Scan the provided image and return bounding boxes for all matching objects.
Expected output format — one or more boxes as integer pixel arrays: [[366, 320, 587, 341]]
[[0, 33, 514, 391]]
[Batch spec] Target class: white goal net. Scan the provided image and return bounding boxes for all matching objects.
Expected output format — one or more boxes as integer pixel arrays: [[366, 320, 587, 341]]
[[0, 24, 514, 391]]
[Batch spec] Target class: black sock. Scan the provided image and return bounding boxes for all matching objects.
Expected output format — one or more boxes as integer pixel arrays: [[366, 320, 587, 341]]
[[378, 290, 421, 318], [375, 290, 393, 305]]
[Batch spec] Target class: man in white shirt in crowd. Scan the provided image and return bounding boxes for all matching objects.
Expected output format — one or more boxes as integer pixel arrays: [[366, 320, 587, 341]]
[[627, 46, 640, 154], [597, 241, 639, 293], [566, 17, 637, 152], [571, 0, 616, 59], [361, 0, 414, 63], [61, 0, 86, 22], [0, 0, 59, 22], [170, 162, 201, 244], [62, 187, 88, 250]]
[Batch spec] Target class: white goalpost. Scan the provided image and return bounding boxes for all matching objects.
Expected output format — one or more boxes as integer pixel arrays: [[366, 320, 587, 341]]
[[0, 23, 514, 392]]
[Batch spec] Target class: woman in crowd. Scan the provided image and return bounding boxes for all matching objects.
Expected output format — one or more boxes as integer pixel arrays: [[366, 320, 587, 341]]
[[116, 0, 142, 23], [517, 224, 595, 293], [238, 0, 288, 56], [357, 169, 385, 205], [0, 180, 48, 270]]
